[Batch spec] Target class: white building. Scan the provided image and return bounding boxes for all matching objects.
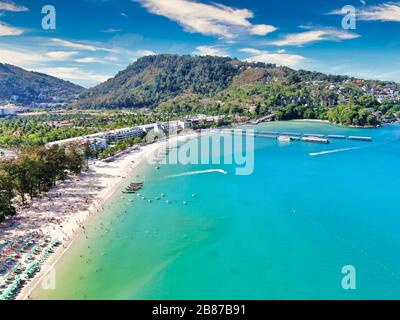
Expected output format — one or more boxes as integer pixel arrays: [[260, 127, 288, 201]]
[[178, 119, 192, 129], [153, 122, 164, 133], [104, 127, 146, 143], [89, 138, 108, 152], [0, 106, 15, 117]]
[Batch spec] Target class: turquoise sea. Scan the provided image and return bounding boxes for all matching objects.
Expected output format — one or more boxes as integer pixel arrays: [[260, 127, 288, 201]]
[[33, 121, 400, 300]]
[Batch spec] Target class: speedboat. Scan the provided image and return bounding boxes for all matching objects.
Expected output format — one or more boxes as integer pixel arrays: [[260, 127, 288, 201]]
[[278, 135, 292, 143]]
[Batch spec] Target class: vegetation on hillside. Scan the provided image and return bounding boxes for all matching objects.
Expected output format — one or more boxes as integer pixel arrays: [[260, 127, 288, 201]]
[[0, 63, 83, 105], [76, 54, 400, 126], [78, 54, 241, 109]]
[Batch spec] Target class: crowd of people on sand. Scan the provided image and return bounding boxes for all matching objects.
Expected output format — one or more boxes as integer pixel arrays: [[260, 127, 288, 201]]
[[0, 135, 195, 300], [0, 234, 61, 300], [0, 143, 148, 300], [0, 167, 109, 299]]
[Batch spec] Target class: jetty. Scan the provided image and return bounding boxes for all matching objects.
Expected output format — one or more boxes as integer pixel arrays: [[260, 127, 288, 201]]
[[249, 114, 275, 125], [327, 135, 346, 140], [219, 129, 373, 145], [347, 136, 373, 142], [301, 136, 329, 144]]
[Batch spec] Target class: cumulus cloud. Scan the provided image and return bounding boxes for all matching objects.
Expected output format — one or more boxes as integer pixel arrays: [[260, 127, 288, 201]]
[[137, 0, 276, 39], [332, 2, 400, 22], [357, 3, 400, 22], [0, 0, 28, 12], [193, 45, 229, 57], [0, 21, 23, 36], [269, 28, 360, 46], [249, 24, 277, 36], [239, 48, 306, 68]]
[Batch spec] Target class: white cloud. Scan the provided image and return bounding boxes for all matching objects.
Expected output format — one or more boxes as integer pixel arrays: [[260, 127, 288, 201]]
[[240, 48, 306, 68], [0, 46, 111, 86], [36, 67, 111, 83], [0, 48, 45, 67], [249, 24, 277, 36], [240, 48, 262, 55], [75, 57, 104, 64], [269, 28, 360, 46], [73, 49, 155, 65], [104, 55, 120, 62], [131, 49, 156, 56], [356, 2, 400, 21], [101, 28, 122, 33], [137, 0, 277, 39], [46, 51, 78, 61], [194, 45, 229, 57], [0, 21, 23, 36], [75, 56, 124, 64], [51, 38, 114, 52], [0, 1, 28, 12], [330, 3, 400, 22]]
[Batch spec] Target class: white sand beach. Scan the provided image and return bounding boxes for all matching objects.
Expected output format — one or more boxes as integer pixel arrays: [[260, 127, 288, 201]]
[[0, 132, 201, 300]]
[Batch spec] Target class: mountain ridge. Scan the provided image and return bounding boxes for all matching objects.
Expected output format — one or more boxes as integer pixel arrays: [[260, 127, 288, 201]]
[[0, 63, 84, 105], [76, 54, 399, 113]]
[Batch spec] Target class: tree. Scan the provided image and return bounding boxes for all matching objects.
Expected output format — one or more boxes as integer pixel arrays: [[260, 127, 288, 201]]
[[357, 94, 379, 109], [0, 143, 91, 224], [0, 160, 16, 220], [14, 154, 37, 204], [65, 143, 85, 175]]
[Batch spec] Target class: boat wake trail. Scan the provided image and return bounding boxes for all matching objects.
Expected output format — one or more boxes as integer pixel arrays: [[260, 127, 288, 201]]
[[166, 169, 228, 179], [309, 147, 362, 157]]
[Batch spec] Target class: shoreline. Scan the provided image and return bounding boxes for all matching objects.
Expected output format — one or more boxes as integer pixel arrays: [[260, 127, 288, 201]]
[[291, 119, 330, 124], [0, 131, 201, 300], [291, 119, 380, 128]]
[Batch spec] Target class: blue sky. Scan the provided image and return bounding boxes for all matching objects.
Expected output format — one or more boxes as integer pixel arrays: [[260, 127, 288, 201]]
[[0, 0, 399, 87]]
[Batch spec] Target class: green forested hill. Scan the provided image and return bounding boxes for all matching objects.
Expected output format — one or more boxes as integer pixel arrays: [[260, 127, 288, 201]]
[[78, 54, 245, 108], [77, 54, 400, 126], [0, 63, 83, 105]]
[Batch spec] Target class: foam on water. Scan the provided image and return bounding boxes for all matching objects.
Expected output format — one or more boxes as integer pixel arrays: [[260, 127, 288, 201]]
[[165, 169, 228, 179], [309, 147, 362, 157]]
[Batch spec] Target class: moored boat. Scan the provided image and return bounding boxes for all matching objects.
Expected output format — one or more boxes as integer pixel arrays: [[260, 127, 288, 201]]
[[278, 135, 292, 143]]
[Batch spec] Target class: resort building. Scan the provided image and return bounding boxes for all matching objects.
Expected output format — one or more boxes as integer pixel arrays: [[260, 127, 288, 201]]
[[153, 122, 165, 133], [0, 106, 16, 117], [178, 119, 192, 129], [45, 119, 196, 151], [89, 138, 108, 152], [103, 127, 146, 144], [46, 126, 147, 150]]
